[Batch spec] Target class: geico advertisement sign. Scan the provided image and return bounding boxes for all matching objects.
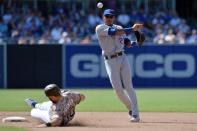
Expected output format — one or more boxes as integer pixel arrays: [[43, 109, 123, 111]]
[[70, 54, 195, 78]]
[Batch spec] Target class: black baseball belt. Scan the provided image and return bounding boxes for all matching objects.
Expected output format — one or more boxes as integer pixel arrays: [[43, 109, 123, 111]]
[[104, 51, 123, 60]]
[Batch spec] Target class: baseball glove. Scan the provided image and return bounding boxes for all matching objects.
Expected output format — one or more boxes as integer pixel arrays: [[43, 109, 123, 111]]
[[124, 38, 132, 48], [134, 31, 145, 46]]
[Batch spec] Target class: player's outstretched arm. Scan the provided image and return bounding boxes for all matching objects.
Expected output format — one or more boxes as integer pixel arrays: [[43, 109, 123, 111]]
[[109, 23, 143, 36]]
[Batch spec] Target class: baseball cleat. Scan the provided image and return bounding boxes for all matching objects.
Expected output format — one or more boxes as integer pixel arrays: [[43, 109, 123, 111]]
[[128, 111, 140, 122], [130, 115, 140, 122], [25, 98, 37, 108]]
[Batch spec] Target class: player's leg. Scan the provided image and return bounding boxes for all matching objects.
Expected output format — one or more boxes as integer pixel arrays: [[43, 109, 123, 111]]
[[105, 59, 132, 111], [31, 108, 50, 123], [25, 98, 52, 111], [26, 100, 52, 123], [121, 55, 140, 120], [35, 101, 52, 111]]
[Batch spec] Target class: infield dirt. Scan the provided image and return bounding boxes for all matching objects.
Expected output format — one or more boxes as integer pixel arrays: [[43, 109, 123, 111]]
[[0, 112, 197, 131]]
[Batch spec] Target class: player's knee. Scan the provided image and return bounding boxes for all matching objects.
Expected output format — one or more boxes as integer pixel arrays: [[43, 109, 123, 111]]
[[114, 89, 125, 97], [30, 109, 39, 118]]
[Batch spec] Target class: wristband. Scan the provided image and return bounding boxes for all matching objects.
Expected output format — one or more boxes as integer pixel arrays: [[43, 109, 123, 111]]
[[124, 27, 133, 35]]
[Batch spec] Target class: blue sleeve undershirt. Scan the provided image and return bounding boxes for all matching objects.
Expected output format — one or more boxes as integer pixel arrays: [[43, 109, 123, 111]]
[[108, 27, 117, 36], [124, 27, 133, 35], [108, 27, 133, 36]]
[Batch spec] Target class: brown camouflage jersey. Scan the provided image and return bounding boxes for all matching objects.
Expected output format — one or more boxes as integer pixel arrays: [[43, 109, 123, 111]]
[[49, 90, 81, 126]]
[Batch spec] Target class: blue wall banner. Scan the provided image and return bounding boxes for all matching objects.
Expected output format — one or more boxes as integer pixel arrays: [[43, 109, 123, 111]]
[[64, 45, 197, 88], [64, 45, 110, 88], [0, 45, 4, 88]]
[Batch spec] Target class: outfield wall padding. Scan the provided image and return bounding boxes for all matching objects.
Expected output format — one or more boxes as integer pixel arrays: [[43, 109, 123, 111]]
[[7, 45, 62, 89]]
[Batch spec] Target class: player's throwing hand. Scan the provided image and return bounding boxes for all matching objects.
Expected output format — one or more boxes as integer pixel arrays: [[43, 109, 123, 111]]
[[132, 23, 143, 31]]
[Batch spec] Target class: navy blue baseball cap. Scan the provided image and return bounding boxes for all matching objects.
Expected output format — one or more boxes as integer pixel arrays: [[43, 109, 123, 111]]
[[103, 9, 115, 16]]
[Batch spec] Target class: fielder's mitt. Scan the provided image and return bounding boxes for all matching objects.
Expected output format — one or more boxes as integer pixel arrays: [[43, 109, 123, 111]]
[[134, 31, 145, 46]]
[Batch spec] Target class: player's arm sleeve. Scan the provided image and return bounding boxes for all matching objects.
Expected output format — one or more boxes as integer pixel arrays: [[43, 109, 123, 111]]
[[123, 27, 134, 35], [96, 25, 110, 37], [108, 27, 117, 35], [106, 25, 125, 36], [67, 91, 86, 104], [115, 26, 134, 36], [113, 25, 128, 36]]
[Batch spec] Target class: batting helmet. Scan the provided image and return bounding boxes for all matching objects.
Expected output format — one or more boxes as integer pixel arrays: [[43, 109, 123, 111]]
[[44, 84, 61, 97]]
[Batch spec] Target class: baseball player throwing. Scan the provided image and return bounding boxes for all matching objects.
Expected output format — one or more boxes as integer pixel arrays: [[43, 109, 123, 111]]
[[96, 9, 144, 122], [25, 84, 85, 127]]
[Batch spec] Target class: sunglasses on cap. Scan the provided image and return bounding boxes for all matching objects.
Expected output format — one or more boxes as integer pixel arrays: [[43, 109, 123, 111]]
[[105, 15, 114, 19]]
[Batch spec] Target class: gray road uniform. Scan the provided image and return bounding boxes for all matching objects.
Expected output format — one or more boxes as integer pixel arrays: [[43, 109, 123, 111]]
[[31, 90, 81, 126], [96, 24, 139, 116]]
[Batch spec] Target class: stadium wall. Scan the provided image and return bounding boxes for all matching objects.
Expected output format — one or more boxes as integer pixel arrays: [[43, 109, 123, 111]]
[[6, 45, 62, 88], [0, 44, 197, 88]]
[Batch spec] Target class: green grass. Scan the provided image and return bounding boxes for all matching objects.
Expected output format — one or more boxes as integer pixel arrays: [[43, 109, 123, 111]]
[[0, 126, 27, 131], [0, 89, 197, 112]]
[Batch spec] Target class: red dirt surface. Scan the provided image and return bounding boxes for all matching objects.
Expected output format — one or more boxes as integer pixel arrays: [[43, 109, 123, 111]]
[[0, 112, 197, 131]]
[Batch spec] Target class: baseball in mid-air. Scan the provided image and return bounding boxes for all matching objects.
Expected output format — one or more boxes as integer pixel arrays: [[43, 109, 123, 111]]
[[97, 2, 103, 9]]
